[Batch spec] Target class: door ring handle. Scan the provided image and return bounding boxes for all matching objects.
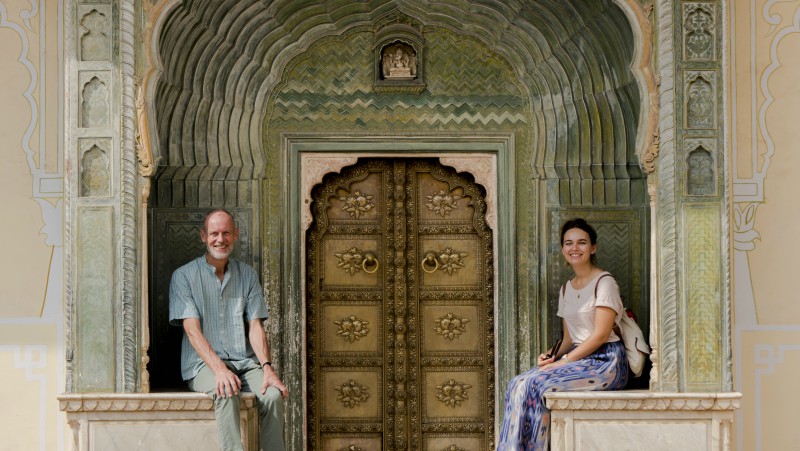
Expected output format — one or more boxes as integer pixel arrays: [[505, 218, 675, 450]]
[[362, 253, 379, 274], [421, 252, 439, 274]]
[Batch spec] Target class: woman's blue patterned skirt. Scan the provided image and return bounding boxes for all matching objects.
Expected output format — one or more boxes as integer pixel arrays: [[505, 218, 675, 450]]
[[497, 341, 629, 450]]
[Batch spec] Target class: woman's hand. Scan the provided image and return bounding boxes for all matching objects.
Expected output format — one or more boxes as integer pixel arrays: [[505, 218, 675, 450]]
[[536, 353, 555, 367], [540, 358, 569, 371]]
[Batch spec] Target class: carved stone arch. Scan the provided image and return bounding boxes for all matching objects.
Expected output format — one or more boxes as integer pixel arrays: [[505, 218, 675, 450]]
[[142, 0, 658, 184], [140, 0, 661, 440]]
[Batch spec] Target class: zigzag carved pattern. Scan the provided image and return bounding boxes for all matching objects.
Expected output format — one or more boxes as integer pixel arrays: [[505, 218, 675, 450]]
[[272, 30, 528, 129], [595, 223, 633, 302]]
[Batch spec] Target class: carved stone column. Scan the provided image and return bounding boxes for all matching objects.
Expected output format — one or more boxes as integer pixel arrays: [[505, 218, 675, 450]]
[[652, 0, 732, 392], [64, 0, 140, 392]]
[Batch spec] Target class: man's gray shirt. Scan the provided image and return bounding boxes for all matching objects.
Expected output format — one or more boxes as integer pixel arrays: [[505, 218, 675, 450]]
[[169, 256, 268, 381]]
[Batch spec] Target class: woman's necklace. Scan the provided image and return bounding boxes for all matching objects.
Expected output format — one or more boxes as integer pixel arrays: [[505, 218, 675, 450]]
[[573, 271, 596, 299]]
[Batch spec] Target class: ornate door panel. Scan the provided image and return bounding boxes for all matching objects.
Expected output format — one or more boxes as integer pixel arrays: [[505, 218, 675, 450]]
[[307, 159, 494, 450]]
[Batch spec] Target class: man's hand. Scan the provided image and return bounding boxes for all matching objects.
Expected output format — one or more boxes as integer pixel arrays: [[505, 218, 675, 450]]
[[261, 365, 289, 399], [214, 366, 242, 398]]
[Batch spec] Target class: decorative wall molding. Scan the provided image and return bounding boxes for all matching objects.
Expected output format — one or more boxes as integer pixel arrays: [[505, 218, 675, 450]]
[[120, 0, 139, 393], [742, 5, 800, 202], [59, 392, 257, 412], [655, 0, 680, 391], [546, 392, 741, 411], [0, 0, 63, 197]]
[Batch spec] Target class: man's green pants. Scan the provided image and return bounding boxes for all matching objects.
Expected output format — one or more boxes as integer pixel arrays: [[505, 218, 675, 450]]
[[189, 362, 285, 451]]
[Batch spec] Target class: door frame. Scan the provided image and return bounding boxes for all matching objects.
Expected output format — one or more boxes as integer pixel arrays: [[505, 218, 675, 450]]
[[280, 133, 516, 447]]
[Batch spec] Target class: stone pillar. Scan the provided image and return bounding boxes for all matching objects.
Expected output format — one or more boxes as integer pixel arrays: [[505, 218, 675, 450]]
[[65, 0, 140, 392], [652, 0, 731, 392]]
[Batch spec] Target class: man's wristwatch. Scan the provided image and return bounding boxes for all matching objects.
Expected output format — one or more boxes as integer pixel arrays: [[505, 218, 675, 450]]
[[261, 361, 272, 368]]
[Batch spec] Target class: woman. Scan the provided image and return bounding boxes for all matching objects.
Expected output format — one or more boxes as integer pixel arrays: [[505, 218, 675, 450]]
[[497, 218, 628, 450]]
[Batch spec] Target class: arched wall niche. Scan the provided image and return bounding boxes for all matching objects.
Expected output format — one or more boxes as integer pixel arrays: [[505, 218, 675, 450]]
[[140, 0, 658, 443]]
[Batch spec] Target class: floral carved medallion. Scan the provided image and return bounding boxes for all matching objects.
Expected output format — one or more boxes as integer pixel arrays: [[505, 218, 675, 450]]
[[335, 247, 366, 275], [340, 446, 363, 451], [426, 189, 462, 217], [339, 190, 375, 219], [441, 446, 466, 451], [334, 315, 370, 342], [335, 379, 370, 408], [438, 248, 468, 275], [434, 313, 470, 340], [435, 379, 472, 408]]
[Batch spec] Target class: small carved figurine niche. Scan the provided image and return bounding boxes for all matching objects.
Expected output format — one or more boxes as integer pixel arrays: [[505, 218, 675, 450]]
[[373, 14, 426, 94], [687, 146, 715, 196], [79, 8, 110, 62], [81, 144, 110, 197], [381, 42, 417, 80]]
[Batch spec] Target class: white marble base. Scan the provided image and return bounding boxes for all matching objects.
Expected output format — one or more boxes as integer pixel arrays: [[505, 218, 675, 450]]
[[546, 391, 741, 451], [59, 393, 259, 451]]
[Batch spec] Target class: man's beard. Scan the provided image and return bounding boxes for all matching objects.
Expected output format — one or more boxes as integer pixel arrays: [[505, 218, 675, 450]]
[[207, 242, 234, 260]]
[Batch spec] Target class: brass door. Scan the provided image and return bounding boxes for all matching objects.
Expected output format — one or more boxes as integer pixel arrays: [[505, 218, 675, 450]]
[[307, 159, 494, 451]]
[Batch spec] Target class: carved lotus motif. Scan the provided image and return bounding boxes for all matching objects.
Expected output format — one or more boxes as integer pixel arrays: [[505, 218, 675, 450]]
[[435, 379, 471, 408], [426, 189, 462, 217], [334, 315, 370, 342], [441, 446, 466, 451], [339, 190, 375, 219], [340, 446, 363, 451], [334, 247, 365, 275], [335, 379, 370, 408], [438, 248, 468, 275], [434, 312, 470, 340]]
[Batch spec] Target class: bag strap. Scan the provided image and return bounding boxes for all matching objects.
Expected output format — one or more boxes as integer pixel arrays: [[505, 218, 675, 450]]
[[594, 272, 613, 298]]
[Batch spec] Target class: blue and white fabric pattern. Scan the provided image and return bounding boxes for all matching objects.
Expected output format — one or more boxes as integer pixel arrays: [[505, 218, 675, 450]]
[[497, 341, 628, 450]]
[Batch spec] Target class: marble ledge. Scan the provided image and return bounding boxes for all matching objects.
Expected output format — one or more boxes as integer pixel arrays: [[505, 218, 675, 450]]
[[58, 392, 256, 412], [545, 391, 741, 411]]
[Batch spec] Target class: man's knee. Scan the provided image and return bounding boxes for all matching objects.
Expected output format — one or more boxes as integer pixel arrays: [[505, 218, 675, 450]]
[[257, 387, 283, 411], [258, 387, 283, 414]]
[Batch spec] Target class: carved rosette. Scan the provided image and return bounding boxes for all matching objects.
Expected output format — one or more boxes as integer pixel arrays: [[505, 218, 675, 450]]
[[441, 446, 466, 451], [334, 315, 370, 342], [426, 189, 462, 217], [340, 190, 375, 218], [340, 446, 363, 451], [335, 380, 370, 408], [435, 379, 472, 408], [438, 248, 468, 275], [434, 313, 470, 340], [334, 247, 367, 275]]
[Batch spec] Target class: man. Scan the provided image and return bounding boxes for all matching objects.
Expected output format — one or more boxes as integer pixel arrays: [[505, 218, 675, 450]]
[[169, 209, 288, 451]]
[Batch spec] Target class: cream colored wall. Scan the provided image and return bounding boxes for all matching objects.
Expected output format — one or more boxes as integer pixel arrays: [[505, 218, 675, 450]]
[[730, 1, 800, 450], [0, 0, 65, 450]]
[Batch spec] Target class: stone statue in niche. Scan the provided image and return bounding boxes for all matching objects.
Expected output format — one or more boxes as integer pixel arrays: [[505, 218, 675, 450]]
[[687, 146, 714, 195], [80, 9, 110, 61], [81, 77, 109, 128], [381, 43, 417, 80], [81, 144, 110, 197]]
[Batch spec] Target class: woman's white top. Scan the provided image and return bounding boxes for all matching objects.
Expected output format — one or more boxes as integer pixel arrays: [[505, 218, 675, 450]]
[[557, 272, 624, 344]]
